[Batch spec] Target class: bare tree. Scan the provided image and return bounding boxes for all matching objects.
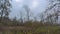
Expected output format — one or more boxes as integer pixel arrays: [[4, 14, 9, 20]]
[[24, 5, 30, 21], [38, 13, 44, 23], [20, 10, 23, 23], [0, 0, 12, 22], [43, 0, 60, 24]]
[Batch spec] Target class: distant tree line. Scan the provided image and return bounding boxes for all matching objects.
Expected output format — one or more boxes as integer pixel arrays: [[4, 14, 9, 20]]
[[0, 0, 60, 26]]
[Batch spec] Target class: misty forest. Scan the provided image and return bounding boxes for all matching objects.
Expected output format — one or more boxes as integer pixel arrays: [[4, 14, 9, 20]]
[[0, 0, 60, 34]]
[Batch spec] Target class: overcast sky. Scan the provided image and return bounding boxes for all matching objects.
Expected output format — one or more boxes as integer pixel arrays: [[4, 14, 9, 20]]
[[9, 0, 49, 19]]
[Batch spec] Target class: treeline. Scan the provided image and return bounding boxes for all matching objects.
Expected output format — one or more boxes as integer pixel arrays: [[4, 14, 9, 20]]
[[0, 0, 60, 26], [0, 16, 59, 26]]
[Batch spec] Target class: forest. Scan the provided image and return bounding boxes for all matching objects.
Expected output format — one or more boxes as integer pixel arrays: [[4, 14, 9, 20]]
[[0, 0, 60, 34]]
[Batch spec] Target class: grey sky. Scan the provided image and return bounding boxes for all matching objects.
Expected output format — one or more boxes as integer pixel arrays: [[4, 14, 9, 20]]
[[9, 0, 49, 19]]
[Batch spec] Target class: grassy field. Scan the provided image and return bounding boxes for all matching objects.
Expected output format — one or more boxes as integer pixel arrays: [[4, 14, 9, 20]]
[[0, 26, 60, 34]]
